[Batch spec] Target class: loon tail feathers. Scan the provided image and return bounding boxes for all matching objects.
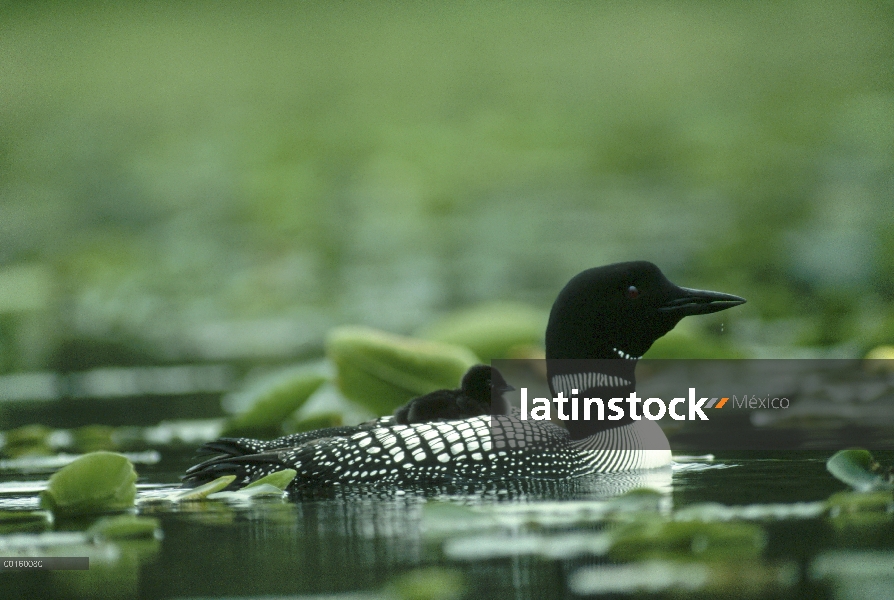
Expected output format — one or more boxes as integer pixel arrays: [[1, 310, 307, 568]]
[[183, 451, 292, 488], [184, 437, 348, 489], [196, 437, 272, 458]]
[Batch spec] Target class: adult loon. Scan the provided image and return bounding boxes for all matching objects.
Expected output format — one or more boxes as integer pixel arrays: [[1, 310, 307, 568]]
[[184, 261, 745, 489]]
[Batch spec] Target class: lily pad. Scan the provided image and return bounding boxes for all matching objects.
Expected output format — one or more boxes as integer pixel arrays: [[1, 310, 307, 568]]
[[826, 449, 893, 492], [72, 425, 117, 453], [172, 475, 236, 501], [222, 369, 327, 438], [326, 326, 478, 415], [386, 567, 465, 600], [609, 520, 766, 562], [89, 515, 160, 540], [208, 484, 286, 501], [417, 302, 547, 361], [243, 468, 297, 490], [38, 451, 137, 517], [0, 510, 52, 533]]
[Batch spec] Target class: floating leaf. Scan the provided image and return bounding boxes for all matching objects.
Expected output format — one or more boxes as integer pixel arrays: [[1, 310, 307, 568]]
[[3, 424, 53, 458], [0, 510, 52, 533], [171, 476, 236, 501], [386, 567, 465, 600], [72, 425, 117, 453], [89, 515, 160, 540], [221, 369, 327, 438], [826, 491, 894, 515], [609, 520, 766, 562], [417, 302, 547, 361], [326, 326, 478, 415], [38, 452, 137, 517], [208, 484, 286, 501], [4, 424, 52, 447], [826, 449, 893, 492], [243, 468, 297, 491]]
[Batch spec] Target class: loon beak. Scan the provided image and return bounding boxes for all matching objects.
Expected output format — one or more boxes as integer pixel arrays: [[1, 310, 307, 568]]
[[498, 383, 515, 393], [659, 286, 746, 316]]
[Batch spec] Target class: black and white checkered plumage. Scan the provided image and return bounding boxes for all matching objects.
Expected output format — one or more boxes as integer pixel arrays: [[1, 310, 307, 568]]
[[184, 410, 671, 488], [184, 262, 744, 490]]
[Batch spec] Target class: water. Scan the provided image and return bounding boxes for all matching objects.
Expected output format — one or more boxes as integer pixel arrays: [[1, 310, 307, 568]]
[[1, 448, 891, 599]]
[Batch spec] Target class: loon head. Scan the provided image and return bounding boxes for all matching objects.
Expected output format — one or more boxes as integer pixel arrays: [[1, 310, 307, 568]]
[[545, 261, 745, 440], [545, 261, 745, 361]]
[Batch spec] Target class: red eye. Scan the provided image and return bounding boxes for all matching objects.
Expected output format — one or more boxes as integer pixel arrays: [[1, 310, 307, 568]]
[[626, 285, 639, 299]]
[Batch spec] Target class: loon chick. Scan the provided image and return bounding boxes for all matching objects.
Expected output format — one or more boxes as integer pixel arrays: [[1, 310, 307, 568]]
[[393, 365, 513, 425], [184, 261, 744, 489]]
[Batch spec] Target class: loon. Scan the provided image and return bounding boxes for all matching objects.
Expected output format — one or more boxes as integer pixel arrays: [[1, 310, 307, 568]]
[[184, 261, 745, 489], [394, 365, 513, 425]]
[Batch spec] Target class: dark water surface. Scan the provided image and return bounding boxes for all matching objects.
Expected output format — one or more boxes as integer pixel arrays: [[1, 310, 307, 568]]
[[2, 448, 891, 600]]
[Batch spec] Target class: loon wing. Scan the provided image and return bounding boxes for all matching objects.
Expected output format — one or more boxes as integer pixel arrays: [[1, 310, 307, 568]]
[[193, 418, 397, 458]]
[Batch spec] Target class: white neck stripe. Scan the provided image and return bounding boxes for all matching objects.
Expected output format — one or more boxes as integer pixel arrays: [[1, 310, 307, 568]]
[[551, 372, 632, 395]]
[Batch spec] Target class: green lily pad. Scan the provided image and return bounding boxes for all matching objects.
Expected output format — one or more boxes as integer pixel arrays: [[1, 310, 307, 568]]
[[826, 449, 893, 492], [3, 424, 53, 458], [172, 475, 236, 501], [609, 520, 766, 562], [38, 452, 137, 518], [222, 369, 327, 438], [208, 484, 286, 501], [0, 510, 52, 533], [4, 424, 52, 447], [417, 302, 547, 361], [826, 491, 894, 514], [72, 425, 117, 453], [243, 468, 297, 491], [326, 326, 478, 415], [386, 567, 465, 600], [89, 515, 160, 540]]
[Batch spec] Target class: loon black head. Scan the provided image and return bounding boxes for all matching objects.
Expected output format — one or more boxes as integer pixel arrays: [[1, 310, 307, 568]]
[[546, 261, 745, 361], [545, 261, 745, 439]]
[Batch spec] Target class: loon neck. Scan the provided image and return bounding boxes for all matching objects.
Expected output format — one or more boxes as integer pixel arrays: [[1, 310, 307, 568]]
[[547, 357, 640, 441]]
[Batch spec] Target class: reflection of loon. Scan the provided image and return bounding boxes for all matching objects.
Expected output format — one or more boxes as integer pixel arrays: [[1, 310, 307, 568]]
[[185, 262, 744, 490]]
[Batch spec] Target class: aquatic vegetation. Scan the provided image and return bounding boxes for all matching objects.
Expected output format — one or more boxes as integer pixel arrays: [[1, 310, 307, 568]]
[[0, 509, 52, 534], [386, 567, 465, 600], [221, 368, 327, 438], [88, 515, 161, 541], [167, 475, 235, 502], [242, 468, 297, 490], [38, 451, 137, 518], [326, 326, 478, 415], [417, 302, 547, 361], [826, 448, 893, 492], [608, 519, 767, 562]]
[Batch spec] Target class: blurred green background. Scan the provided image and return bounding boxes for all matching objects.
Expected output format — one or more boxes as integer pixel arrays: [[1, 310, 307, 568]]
[[1, 0, 892, 374]]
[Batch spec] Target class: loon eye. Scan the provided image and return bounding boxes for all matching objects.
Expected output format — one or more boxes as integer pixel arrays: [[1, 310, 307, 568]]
[[626, 285, 639, 299]]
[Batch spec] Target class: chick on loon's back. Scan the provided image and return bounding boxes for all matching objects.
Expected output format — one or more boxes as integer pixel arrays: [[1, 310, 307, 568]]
[[184, 261, 745, 490]]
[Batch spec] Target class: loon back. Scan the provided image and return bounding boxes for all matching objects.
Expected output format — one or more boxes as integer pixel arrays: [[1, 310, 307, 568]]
[[184, 410, 671, 488], [184, 261, 744, 490]]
